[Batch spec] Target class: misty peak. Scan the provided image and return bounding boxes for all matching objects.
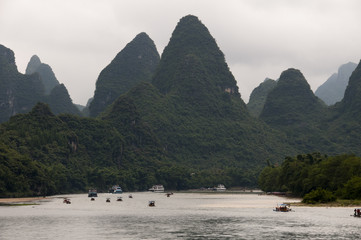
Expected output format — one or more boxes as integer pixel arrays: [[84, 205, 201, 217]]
[[26, 55, 42, 75]]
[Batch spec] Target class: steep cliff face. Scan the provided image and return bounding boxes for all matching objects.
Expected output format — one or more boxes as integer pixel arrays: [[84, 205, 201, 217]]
[[89, 32, 160, 117], [315, 62, 357, 105], [0, 45, 45, 123]]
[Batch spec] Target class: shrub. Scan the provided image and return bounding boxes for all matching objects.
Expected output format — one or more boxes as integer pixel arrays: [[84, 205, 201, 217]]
[[302, 188, 336, 204]]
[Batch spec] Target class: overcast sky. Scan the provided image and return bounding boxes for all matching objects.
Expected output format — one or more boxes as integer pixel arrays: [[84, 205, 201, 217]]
[[1, 0, 361, 105]]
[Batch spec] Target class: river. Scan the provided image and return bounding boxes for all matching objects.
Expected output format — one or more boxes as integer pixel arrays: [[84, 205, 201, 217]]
[[0, 192, 359, 239]]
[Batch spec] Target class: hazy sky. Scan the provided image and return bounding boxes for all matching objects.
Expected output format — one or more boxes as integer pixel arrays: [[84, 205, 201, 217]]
[[1, 0, 361, 105]]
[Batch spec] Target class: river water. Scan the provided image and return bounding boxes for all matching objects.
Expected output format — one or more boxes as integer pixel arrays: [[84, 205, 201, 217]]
[[0, 192, 359, 239]]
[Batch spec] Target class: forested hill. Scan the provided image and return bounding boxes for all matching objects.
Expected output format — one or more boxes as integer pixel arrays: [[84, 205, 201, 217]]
[[102, 15, 294, 169], [88, 32, 160, 117]]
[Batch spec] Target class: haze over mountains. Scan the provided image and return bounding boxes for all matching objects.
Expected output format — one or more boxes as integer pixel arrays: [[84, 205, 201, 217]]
[[315, 62, 357, 105], [0, 15, 361, 196]]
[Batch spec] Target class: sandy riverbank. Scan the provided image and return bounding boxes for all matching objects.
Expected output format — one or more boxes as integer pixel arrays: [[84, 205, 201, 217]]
[[0, 197, 49, 204]]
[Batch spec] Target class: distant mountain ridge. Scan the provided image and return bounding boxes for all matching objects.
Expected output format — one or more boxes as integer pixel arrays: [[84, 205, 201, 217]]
[[0, 44, 45, 123], [315, 62, 357, 105], [0, 45, 81, 122], [26, 55, 60, 95]]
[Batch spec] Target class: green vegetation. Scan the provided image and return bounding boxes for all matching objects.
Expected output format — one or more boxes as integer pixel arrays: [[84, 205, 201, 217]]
[[247, 78, 277, 118], [1, 16, 361, 199], [258, 153, 361, 202], [89, 32, 160, 117]]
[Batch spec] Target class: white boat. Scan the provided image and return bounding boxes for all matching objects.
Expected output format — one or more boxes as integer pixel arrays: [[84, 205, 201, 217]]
[[214, 184, 226, 191], [113, 186, 123, 194], [148, 185, 165, 193]]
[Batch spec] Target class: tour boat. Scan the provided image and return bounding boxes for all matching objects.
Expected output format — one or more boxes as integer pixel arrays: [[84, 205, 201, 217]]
[[148, 185, 164, 193], [274, 203, 292, 212], [88, 189, 98, 197], [214, 184, 226, 191], [112, 186, 123, 194]]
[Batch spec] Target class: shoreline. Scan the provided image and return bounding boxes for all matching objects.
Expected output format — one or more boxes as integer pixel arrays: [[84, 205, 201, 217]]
[[0, 197, 50, 204]]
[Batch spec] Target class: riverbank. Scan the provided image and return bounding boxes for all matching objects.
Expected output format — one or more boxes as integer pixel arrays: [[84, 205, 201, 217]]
[[287, 199, 361, 207], [0, 197, 49, 205]]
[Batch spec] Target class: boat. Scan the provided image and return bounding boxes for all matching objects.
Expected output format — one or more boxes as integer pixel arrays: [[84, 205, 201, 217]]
[[274, 203, 292, 212], [213, 184, 226, 191], [148, 200, 155, 207], [106, 198, 111, 203], [63, 198, 71, 204], [129, 194, 133, 198], [353, 209, 361, 217], [90, 197, 95, 201], [111, 185, 123, 194], [116, 197, 123, 201], [148, 185, 164, 193], [88, 189, 98, 197]]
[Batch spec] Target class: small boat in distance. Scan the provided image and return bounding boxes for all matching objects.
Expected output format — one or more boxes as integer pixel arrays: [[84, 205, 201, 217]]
[[117, 197, 123, 201], [353, 209, 361, 217], [88, 189, 98, 197], [274, 203, 292, 212], [63, 198, 71, 204], [148, 185, 164, 193], [106, 198, 111, 203], [148, 200, 155, 207], [111, 185, 123, 194], [213, 184, 226, 191]]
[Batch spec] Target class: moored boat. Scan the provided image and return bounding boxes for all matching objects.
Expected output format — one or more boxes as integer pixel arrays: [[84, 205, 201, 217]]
[[88, 189, 98, 197], [213, 184, 226, 191], [112, 186, 123, 194], [148, 185, 164, 193]]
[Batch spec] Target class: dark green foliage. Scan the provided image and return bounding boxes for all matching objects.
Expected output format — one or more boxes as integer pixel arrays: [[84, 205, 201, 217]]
[[302, 188, 336, 204], [247, 78, 277, 117], [0, 45, 45, 123], [339, 176, 361, 199], [89, 32, 160, 117], [45, 84, 82, 116], [259, 68, 336, 154], [258, 153, 361, 200]]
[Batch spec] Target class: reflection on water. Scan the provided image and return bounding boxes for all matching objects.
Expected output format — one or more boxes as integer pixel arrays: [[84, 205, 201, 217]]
[[0, 192, 359, 239]]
